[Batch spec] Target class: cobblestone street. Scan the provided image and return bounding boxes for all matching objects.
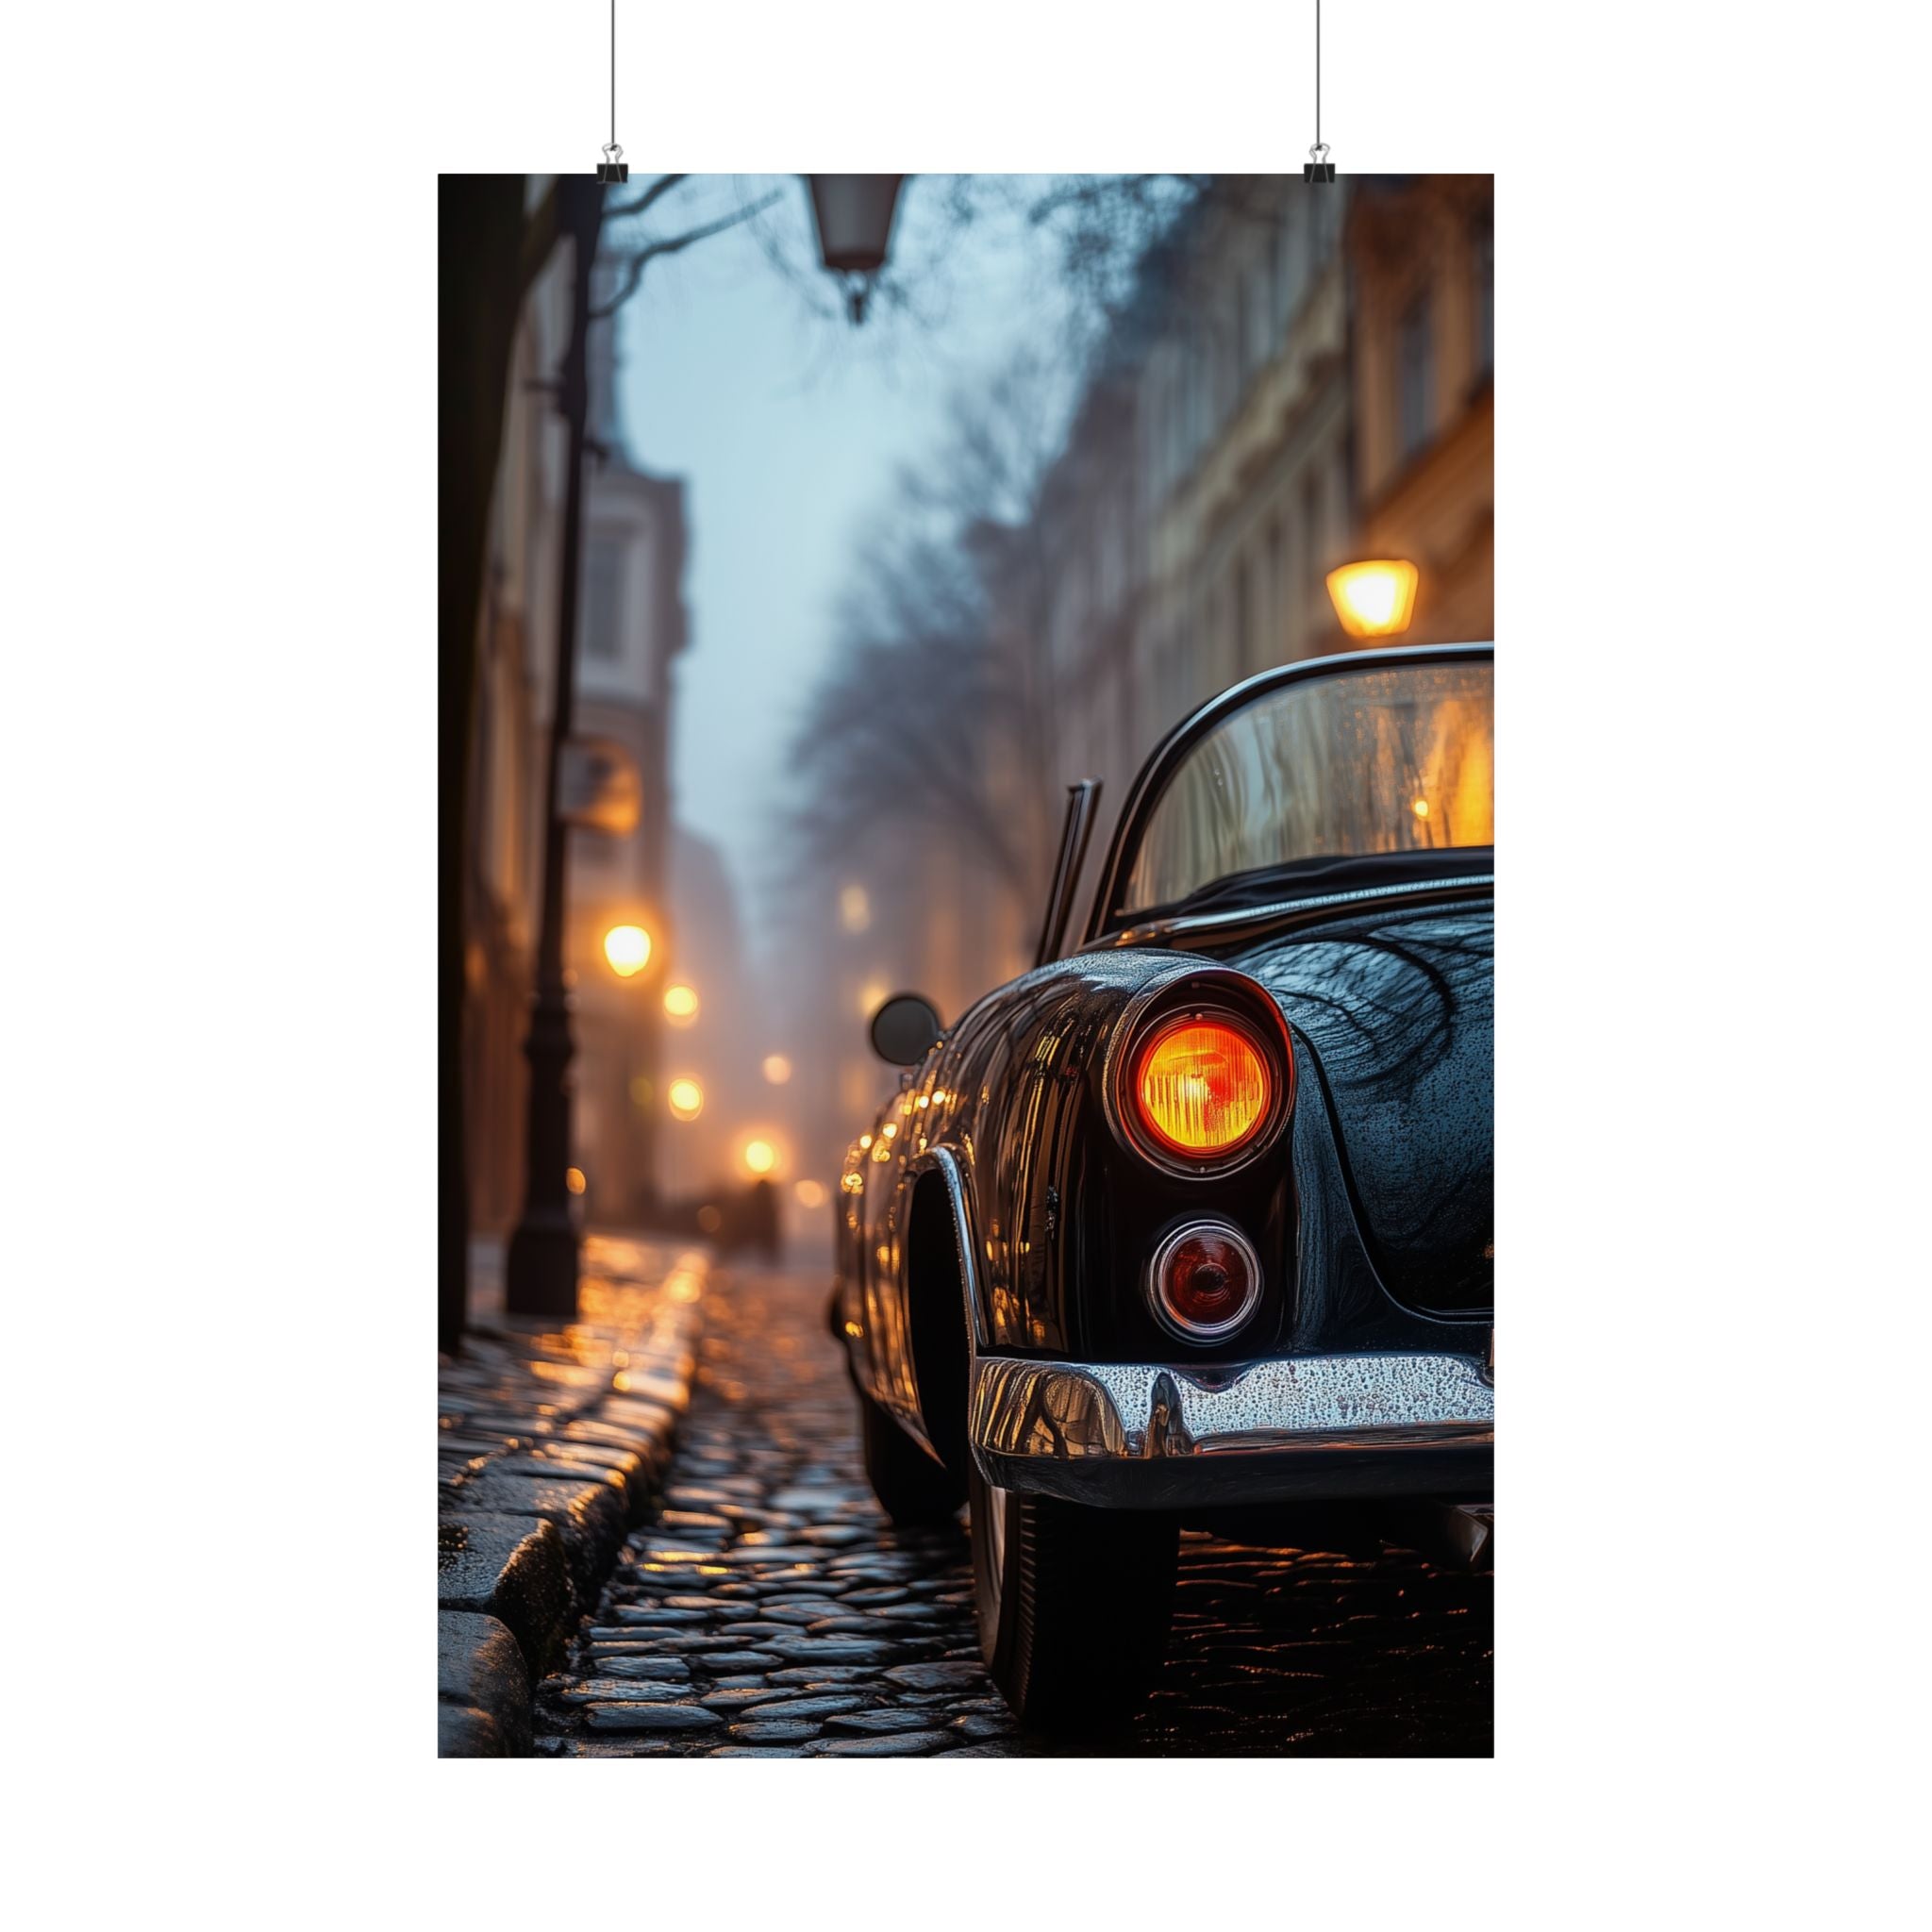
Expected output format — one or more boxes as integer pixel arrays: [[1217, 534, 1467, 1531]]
[[535, 1261, 1492, 1757]]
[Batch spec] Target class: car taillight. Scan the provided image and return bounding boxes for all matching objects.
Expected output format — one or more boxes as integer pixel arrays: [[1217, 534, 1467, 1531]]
[[1149, 1221, 1262, 1341], [1132, 1014, 1273, 1159]]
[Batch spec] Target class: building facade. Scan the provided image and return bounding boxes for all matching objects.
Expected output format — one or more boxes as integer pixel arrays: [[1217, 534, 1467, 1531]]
[[1346, 175, 1494, 647], [463, 191, 691, 1239]]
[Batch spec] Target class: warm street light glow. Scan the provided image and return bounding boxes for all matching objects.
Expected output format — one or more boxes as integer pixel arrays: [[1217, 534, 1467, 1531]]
[[742, 1138, 777, 1175], [762, 1054, 792, 1085], [840, 884, 872, 933], [603, 924, 654, 977], [663, 983, 699, 1024], [565, 1166, 587, 1195], [1326, 558, 1420, 640], [794, 1179, 827, 1208], [1412, 797, 1431, 819], [667, 1077, 705, 1121]]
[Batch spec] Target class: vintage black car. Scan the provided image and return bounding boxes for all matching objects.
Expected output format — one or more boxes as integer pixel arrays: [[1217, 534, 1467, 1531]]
[[835, 641, 1494, 1725]]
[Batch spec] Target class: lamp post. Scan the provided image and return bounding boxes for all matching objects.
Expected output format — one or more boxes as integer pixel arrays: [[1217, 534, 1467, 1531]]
[[505, 175, 608, 1322], [804, 175, 905, 323]]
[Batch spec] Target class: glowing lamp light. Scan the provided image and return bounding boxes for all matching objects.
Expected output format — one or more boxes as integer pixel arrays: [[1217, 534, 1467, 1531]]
[[565, 1166, 587, 1196], [1133, 1016, 1273, 1158], [839, 884, 872, 933], [667, 1077, 705, 1121], [762, 1054, 793, 1086], [1325, 558, 1420, 641], [742, 1138, 777, 1175], [603, 924, 654, 977], [793, 1179, 827, 1209], [663, 983, 699, 1024]]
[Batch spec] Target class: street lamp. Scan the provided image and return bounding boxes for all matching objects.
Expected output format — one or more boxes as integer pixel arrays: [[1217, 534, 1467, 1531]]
[[804, 175, 905, 323], [602, 923, 653, 977], [505, 175, 606, 1323], [1326, 558, 1421, 641]]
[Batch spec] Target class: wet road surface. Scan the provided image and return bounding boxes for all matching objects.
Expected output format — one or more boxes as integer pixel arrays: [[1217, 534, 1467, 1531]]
[[535, 1262, 1492, 1757]]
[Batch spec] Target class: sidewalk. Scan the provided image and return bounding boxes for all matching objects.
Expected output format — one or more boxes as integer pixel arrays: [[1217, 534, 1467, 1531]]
[[438, 1232, 710, 1757]]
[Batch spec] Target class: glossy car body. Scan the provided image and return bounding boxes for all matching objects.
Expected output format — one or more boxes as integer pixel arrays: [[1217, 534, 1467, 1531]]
[[835, 642, 1493, 1528]]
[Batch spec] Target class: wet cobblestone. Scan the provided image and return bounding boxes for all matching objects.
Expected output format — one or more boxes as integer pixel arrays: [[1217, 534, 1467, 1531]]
[[535, 1264, 1491, 1757]]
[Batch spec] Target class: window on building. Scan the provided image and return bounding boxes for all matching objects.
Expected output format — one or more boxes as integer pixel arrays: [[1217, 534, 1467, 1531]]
[[1279, 203, 1307, 321], [1266, 519, 1284, 663], [1473, 214, 1494, 378], [1300, 475, 1323, 633], [1245, 264, 1271, 376], [583, 539, 625, 662], [1398, 292, 1434, 461]]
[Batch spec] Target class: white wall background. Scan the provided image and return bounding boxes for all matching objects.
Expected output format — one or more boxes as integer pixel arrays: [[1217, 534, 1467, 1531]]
[[4, 0, 1925, 1920]]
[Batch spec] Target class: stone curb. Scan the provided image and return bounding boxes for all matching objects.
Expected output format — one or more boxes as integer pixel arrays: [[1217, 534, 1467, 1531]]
[[437, 1245, 709, 1757]]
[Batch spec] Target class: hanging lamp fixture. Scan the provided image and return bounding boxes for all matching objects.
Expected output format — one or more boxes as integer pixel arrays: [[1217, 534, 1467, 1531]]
[[597, 1, 627, 179], [1307, 0, 1336, 181]]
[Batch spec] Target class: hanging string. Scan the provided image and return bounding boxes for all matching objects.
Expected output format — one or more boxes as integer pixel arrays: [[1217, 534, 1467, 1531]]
[[610, 0, 616, 151], [1307, 0, 1332, 176], [599, 1, 624, 176], [1316, 0, 1321, 152]]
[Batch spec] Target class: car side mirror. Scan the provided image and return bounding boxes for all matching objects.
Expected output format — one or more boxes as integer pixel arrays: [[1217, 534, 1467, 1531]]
[[869, 992, 942, 1066]]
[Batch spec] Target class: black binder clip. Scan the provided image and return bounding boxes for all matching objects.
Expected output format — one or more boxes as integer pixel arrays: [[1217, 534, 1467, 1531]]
[[597, 142, 628, 185], [1305, 142, 1335, 184]]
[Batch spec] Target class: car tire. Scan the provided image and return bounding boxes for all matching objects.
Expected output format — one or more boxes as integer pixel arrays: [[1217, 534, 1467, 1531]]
[[858, 1385, 965, 1526], [969, 1461, 1178, 1731]]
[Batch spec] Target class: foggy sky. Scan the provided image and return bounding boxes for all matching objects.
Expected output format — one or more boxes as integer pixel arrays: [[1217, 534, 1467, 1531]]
[[609, 175, 1078, 965]]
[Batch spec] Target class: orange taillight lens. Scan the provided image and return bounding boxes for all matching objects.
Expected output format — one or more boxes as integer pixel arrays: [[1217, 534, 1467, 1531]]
[[1132, 1016, 1273, 1158]]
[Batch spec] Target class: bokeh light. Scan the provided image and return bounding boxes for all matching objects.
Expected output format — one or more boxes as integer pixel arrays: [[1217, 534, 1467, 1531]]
[[667, 1077, 705, 1121], [762, 1053, 792, 1085], [603, 924, 653, 977], [662, 983, 699, 1024]]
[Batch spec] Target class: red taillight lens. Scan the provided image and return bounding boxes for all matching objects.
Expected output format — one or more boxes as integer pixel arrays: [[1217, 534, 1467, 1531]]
[[1152, 1222, 1261, 1340], [1132, 1015, 1273, 1158]]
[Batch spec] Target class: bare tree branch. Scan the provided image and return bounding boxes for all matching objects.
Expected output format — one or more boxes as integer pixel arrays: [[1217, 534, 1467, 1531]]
[[603, 173, 688, 223], [783, 350, 1073, 900], [590, 190, 786, 319]]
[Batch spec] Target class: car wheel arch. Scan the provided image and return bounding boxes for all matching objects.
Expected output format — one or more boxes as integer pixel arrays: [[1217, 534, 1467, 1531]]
[[902, 1153, 980, 1477]]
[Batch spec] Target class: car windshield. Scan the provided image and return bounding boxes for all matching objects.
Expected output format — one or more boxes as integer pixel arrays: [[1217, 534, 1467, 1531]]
[[1116, 657, 1494, 919]]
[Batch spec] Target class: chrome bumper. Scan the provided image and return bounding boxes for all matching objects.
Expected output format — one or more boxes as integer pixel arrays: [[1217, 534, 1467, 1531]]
[[968, 1351, 1493, 1510]]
